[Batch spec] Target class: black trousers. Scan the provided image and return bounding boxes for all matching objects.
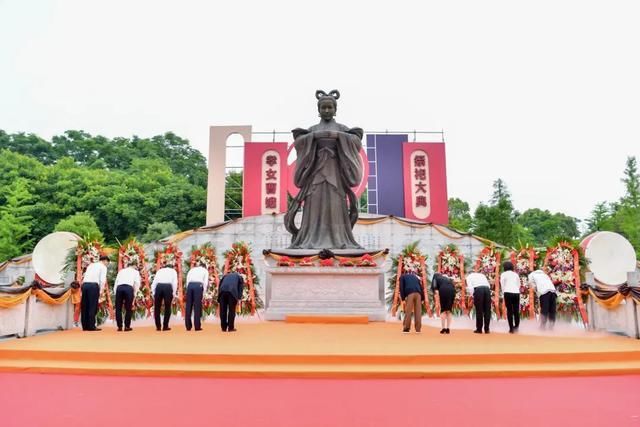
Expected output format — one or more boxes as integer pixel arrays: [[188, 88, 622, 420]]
[[185, 282, 204, 330], [115, 284, 134, 329], [539, 292, 557, 327], [473, 287, 491, 332], [81, 282, 100, 331], [154, 283, 173, 330], [504, 292, 520, 330], [219, 291, 238, 331]]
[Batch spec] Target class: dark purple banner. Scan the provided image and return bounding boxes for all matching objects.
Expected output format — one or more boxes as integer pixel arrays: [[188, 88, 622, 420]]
[[366, 134, 408, 217]]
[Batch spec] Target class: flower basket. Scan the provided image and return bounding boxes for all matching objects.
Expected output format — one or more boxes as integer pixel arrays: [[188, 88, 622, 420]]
[[542, 241, 588, 325], [223, 242, 263, 316], [436, 244, 466, 315], [189, 243, 220, 317], [155, 243, 184, 315], [473, 245, 503, 318], [388, 242, 432, 317], [118, 238, 151, 320], [510, 247, 539, 319], [69, 240, 114, 325]]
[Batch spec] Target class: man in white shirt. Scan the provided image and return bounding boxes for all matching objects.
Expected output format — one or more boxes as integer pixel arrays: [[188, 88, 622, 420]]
[[500, 261, 522, 333], [114, 262, 141, 332], [151, 263, 178, 331], [184, 262, 209, 331], [466, 271, 492, 334], [81, 255, 110, 331], [528, 269, 557, 330]]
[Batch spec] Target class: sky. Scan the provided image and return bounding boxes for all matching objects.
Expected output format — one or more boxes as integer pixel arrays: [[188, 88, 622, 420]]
[[1, 0, 639, 225]]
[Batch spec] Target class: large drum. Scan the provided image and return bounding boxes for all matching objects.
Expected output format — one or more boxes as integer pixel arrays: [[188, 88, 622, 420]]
[[32, 231, 80, 284], [580, 231, 637, 286]]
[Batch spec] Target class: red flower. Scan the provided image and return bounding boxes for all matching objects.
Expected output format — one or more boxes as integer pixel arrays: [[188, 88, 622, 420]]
[[277, 256, 295, 267], [320, 259, 334, 267]]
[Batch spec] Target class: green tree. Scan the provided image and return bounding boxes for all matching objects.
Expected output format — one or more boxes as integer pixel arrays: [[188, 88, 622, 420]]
[[605, 157, 640, 256], [140, 221, 180, 243], [472, 179, 519, 246], [621, 156, 640, 208], [1, 131, 209, 252], [517, 208, 580, 246], [490, 178, 510, 204], [1, 129, 208, 187], [447, 197, 473, 232], [585, 202, 611, 234], [28, 157, 110, 241], [0, 131, 56, 164], [588, 156, 640, 257], [0, 179, 35, 261], [54, 212, 103, 241], [606, 204, 640, 257], [0, 149, 45, 191]]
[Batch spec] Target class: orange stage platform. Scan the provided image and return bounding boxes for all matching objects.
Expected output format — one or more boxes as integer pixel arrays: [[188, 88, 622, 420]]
[[0, 323, 639, 378]]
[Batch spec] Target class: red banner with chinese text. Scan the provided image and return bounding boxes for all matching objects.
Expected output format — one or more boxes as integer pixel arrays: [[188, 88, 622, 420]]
[[243, 142, 289, 217], [401, 143, 448, 224]]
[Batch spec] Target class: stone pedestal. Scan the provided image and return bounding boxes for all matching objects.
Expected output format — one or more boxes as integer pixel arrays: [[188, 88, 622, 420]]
[[264, 266, 387, 321]]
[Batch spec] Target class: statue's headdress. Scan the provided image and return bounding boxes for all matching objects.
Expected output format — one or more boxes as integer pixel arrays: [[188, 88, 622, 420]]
[[316, 89, 340, 107], [315, 89, 340, 100]]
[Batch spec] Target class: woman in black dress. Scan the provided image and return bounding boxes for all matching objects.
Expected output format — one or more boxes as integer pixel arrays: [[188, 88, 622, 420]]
[[432, 273, 456, 334]]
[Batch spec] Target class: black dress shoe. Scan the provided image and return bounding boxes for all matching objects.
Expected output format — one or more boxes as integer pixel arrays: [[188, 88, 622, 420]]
[[484, 330, 490, 334], [117, 327, 123, 332], [228, 328, 237, 332], [124, 327, 133, 332], [195, 328, 203, 331], [162, 327, 171, 331], [445, 329, 450, 334], [473, 330, 482, 334], [440, 329, 446, 334], [156, 328, 161, 331]]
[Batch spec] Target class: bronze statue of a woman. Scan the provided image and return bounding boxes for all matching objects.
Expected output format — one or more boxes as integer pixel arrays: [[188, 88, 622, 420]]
[[284, 90, 364, 249]]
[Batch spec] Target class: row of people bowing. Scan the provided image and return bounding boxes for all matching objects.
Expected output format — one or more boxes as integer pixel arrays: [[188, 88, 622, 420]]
[[400, 262, 559, 334], [80, 257, 243, 333]]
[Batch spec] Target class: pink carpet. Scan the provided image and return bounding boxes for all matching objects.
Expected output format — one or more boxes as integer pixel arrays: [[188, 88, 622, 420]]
[[1, 374, 638, 427]]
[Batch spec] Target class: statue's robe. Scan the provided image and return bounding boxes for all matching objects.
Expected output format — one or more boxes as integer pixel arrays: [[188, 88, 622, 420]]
[[285, 121, 363, 249]]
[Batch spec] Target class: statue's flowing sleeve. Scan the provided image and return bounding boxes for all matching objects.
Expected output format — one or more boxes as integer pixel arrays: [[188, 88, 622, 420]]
[[336, 128, 363, 187], [292, 132, 316, 188]]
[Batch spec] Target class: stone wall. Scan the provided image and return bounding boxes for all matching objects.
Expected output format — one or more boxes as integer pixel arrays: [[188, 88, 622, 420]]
[[150, 214, 490, 289], [1, 214, 489, 289]]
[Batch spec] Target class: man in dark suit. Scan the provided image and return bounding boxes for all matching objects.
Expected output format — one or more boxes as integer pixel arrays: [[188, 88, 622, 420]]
[[217, 271, 244, 332]]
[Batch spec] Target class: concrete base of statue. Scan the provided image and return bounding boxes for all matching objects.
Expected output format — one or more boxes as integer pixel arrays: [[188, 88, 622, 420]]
[[264, 264, 387, 321]]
